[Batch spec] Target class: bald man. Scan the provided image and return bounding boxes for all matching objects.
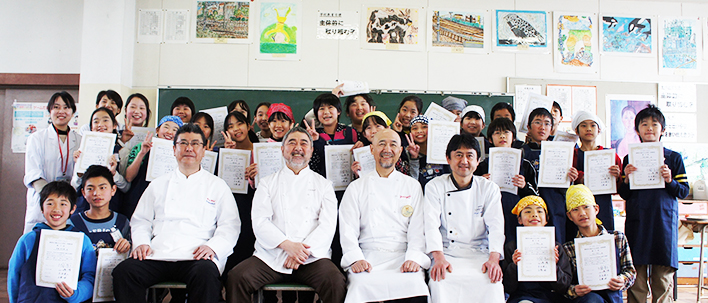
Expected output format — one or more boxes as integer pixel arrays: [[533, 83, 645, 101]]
[[338, 129, 430, 303]]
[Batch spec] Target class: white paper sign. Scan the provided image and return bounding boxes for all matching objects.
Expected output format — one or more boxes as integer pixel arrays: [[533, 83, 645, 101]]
[[628, 142, 665, 190], [517, 226, 557, 282], [571, 86, 597, 116], [475, 137, 487, 161], [164, 9, 189, 43], [218, 148, 251, 194], [325, 145, 354, 191], [124, 127, 152, 150], [146, 138, 177, 181], [538, 141, 574, 188], [424, 102, 458, 122], [574, 234, 617, 290], [552, 131, 579, 143], [138, 9, 163, 44], [76, 131, 117, 173], [489, 147, 522, 194], [519, 93, 554, 133], [36, 230, 85, 289], [584, 149, 617, 195], [427, 120, 460, 164], [337, 80, 369, 97], [514, 85, 543, 124], [200, 106, 228, 146], [201, 150, 218, 174], [352, 146, 376, 177], [658, 82, 697, 112], [546, 85, 572, 122], [93, 248, 128, 302], [316, 11, 359, 40], [663, 113, 697, 143], [253, 142, 284, 187]]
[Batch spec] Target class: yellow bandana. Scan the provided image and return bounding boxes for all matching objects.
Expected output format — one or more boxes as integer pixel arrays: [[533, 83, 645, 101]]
[[362, 111, 392, 126], [566, 184, 602, 224], [511, 195, 547, 216]]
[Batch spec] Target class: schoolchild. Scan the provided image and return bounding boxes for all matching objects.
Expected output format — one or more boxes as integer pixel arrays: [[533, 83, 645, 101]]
[[78, 90, 123, 136]]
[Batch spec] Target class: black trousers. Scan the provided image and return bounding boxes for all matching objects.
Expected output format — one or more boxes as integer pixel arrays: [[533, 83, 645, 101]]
[[112, 258, 222, 303]]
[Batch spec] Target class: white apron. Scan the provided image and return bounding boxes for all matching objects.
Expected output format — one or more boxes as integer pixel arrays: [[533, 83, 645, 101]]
[[346, 250, 429, 303], [427, 252, 505, 303]]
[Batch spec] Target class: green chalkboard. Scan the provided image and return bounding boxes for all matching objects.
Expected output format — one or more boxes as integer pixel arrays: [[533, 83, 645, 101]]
[[157, 88, 513, 131]]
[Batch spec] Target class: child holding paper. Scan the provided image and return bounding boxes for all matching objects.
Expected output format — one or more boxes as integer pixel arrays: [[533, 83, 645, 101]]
[[8, 181, 97, 303], [502, 195, 572, 303], [78, 90, 123, 136], [619, 105, 689, 302], [117, 93, 151, 174], [570, 111, 622, 231], [344, 93, 376, 135], [563, 185, 636, 303], [406, 115, 450, 190]]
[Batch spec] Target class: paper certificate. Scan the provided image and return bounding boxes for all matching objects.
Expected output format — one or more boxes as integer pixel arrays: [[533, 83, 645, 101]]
[[200, 106, 228, 146], [253, 142, 284, 187], [553, 131, 579, 143], [76, 131, 117, 173], [584, 149, 617, 195], [538, 141, 575, 188], [424, 102, 458, 122], [125, 127, 152, 149], [201, 150, 218, 174], [352, 146, 376, 177], [427, 120, 460, 164], [36, 229, 85, 289], [218, 148, 251, 194], [93, 248, 128, 302], [628, 142, 665, 189], [475, 137, 487, 161], [146, 138, 177, 181], [517, 226, 557, 282], [574, 234, 617, 290], [325, 145, 354, 191], [519, 93, 554, 133], [489, 147, 522, 194]]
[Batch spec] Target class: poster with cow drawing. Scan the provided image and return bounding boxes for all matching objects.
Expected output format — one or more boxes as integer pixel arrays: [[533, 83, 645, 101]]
[[427, 9, 490, 53], [494, 10, 550, 53], [361, 6, 424, 51]]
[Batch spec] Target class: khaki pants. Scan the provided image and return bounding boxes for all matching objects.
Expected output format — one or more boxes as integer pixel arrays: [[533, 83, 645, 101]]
[[627, 264, 676, 303]]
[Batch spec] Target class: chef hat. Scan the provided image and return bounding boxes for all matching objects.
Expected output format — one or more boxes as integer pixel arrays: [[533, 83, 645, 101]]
[[409, 115, 430, 127], [442, 96, 468, 112], [511, 195, 548, 216], [362, 111, 392, 126], [158, 115, 184, 128], [571, 111, 605, 133], [461, 105, 486, 123], [566, 184, 603, 224]]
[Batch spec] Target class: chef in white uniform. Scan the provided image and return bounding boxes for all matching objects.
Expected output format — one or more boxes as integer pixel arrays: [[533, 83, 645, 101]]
[[226, 126, 346, 303], [23, 91, 81, 233], [112, 123, 240, 303], [339, 129, 430, 303], [425, 134, 505, 303]]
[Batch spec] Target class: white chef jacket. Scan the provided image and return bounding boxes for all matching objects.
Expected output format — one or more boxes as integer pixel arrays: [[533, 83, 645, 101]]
[[251, 166, 338, 274], [23, 126, 81, 233], [339, 170, 430, 303], [130, 169, 240, 273]]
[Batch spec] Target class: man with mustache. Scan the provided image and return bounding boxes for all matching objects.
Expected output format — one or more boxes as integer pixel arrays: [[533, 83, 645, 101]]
[[226, 126, 346, 303], [424, 134, 505, 303], [339, 129, 430, 303]]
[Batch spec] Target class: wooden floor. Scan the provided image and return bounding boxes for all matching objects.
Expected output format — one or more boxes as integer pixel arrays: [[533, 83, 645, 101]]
[[1, 268, 708, 303]]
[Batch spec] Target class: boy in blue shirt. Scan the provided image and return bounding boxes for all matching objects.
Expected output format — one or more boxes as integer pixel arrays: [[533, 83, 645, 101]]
[[8, 181, 97, 303], [619, 105, 689, 303]]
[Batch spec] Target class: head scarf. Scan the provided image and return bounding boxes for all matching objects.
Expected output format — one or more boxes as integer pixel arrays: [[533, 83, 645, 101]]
[[511, 195, 548, 216], [409, 115, 430, 128], [461, 105, 486, 123], [571, 111, 605, 133], [362, 111, 392, 126], [158, 115, 184, 128], [566, 184, 602, 224], [442, 96, 468, 112], [267, 103, 294, 122]]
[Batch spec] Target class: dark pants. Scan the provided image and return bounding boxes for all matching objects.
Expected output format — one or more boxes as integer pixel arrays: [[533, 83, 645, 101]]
[[112, 258, 222, 303], [226, 256, 346, 303]]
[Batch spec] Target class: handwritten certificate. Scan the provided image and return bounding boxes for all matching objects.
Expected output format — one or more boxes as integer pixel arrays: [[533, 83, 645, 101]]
[[93, 248, 128, 302], [218, 148, 251, 194], [427, 120, 460, 164], [253, 142, 284, 187], [574, 234, 617, 290], [628, 142, 665, 190], [517, 226, 557, 281], [584, 149, 617, 195], [353, 146, 376, 177], [36, 229, 85, 289], [76, 131, 117, 173], [325, 145, 354, 191], [201, 150, 218, 174], [200, 106, 228, 146], [489, 147, 522, 194], [519, 93, 554, 133], [424, 102, 458, 122], [125, 127, 152, 149], [538, 141, 574, 188], [146, 138, 177, 181]]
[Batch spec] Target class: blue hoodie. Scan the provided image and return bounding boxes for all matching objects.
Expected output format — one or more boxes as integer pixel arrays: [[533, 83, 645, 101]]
[[8, 222, 97, 303]]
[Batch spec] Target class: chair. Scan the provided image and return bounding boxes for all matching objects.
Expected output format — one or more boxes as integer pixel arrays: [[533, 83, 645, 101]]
[[148, 281, 187, 303], [254, 283, 321, 303]]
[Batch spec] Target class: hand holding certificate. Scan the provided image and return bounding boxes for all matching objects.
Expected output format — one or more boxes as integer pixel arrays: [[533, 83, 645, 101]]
[[325, 145, 354, 191], [253, 142, 284, 187], [538, 141, 575, 188], [627, 142, 665, 189], [584, 149, 617, 195], [574, 234, 617, 290], [76, 131, 117, 173], [218, 148, 251, 193], [427, 120, 460, 164], [93, 248, 128, 302], [423, 102, 458, 122], [36, 229, 85, 289], [146, 138, 178, 181], [199, 106, 228, 146], [489, 147, 522, 194], [352, 146, 376, 177], [200, 150, 218, 174], [517, 226, 557, 281]]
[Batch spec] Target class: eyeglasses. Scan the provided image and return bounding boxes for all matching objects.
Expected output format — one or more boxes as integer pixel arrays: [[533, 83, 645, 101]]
[[531, 121, 552, 128], [177, 141, 204, 148]]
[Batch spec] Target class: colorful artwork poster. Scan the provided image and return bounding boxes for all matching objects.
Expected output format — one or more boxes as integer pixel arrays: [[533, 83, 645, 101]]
[[259, 2, 299, 57], [664, 143, 708, 185], [555, 13, 598, 73], [429, 9, 487, 53], [362, 7, 422, 51], [495, 10, 548, 52], [195, 1, 249, 42], [659, 17, 701, 76], [605, 95, 654, 160], [600, 16, 652, 54]]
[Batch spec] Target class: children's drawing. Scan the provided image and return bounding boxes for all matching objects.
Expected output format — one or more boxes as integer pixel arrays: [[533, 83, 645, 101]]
[[196, 1, 249, 41], [365, 7, 419, 45], [659, 17, 701, 75], [557, 15, 595, 68], [430, 10, 484, 49], [600, 16, 652, 54], [259, 2, 298, 54], [495, 10, 548, 50]]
